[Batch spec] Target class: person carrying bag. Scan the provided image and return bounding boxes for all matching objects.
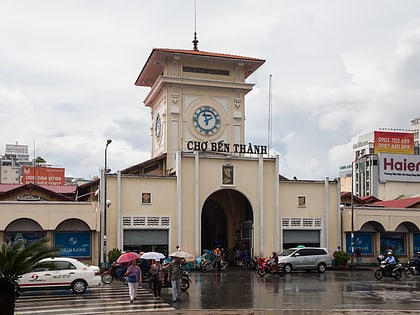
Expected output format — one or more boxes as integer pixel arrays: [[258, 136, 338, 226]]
[[124, 259, 142, 303]]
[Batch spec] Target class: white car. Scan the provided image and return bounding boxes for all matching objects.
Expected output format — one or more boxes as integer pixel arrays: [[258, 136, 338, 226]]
[[17, 257, 101, 294]]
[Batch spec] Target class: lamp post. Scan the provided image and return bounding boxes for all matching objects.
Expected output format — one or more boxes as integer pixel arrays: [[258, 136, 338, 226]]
[[103, 139, 112, 266]]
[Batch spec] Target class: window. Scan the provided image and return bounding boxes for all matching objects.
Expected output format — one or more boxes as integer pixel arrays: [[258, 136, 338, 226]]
[[141, 192, 152, 204], [297, 195, 306, 207]]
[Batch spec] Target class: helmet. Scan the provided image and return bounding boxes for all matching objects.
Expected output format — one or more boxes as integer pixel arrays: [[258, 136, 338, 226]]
[[387, 251, 392, 255], [417, 252, 420, 256]]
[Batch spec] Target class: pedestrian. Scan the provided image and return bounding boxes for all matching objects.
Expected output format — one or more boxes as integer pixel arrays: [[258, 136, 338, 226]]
[[149, 260, 164, 299], [168, 256, 183, 303], [124, 259, 142, 303], [356, 247, 362, 265]]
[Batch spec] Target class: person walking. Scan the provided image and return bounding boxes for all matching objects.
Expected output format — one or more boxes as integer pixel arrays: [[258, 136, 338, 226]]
[[124, 259, 142, 303], [356, 247, 362, 265], [149, 260, 164, 299], [168, 256, 183, 303]]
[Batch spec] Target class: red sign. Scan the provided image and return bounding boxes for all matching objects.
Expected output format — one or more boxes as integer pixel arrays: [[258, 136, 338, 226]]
[[22, 166, 65, 186], [374, 131, 414, 155]]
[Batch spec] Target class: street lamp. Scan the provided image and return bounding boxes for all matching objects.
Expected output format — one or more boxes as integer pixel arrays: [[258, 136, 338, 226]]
[[103, 139, 112, 266]]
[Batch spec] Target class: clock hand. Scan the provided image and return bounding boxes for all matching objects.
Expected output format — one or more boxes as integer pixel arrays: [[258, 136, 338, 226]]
[[203, 111, 214, 125]]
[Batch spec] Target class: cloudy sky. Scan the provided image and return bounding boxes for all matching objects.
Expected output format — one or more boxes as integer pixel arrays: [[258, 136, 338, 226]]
[[1, 0, 420, 180]]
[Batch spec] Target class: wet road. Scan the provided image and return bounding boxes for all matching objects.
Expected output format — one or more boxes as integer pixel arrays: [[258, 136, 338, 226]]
[[166, 268, 420, 312], [15, 267, 420, 314]]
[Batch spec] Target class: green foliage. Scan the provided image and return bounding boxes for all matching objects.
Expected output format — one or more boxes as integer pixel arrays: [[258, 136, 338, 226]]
[[108, 248, 122, 263], [333, 251, 350, 262], [0, 239, 57, 315]]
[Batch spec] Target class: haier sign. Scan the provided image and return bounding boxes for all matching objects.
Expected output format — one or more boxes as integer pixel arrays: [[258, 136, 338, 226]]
[[379, 153, 420, 182]]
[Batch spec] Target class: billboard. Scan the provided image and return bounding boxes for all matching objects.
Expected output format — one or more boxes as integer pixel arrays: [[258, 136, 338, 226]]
[[379, 153, 420, 182], [55, 232, 91, 257], [22, 166, 65, 186], [374, 131, 414, 154]]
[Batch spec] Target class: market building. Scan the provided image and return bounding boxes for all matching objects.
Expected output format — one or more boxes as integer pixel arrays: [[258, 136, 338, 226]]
[[1, 44, 420, 267]]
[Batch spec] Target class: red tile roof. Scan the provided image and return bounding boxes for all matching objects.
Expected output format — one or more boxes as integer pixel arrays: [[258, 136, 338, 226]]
[[368, 197, 420, 208], [0, 183, 76, 194]]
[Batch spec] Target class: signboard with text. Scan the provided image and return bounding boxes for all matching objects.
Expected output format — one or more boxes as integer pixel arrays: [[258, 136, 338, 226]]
[[379, 153, 420, 182], [374, 131, 414, 155], [55, 232, 91, 257], [22, 166, 65, 186]]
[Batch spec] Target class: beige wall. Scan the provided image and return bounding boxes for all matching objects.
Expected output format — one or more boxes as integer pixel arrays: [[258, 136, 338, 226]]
[[105, 153, 340, 259], [0, 201, 100, 265]]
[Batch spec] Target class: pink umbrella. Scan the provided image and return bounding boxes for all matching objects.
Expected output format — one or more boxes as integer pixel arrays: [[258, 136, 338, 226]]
[[116, 251, 141, 263]]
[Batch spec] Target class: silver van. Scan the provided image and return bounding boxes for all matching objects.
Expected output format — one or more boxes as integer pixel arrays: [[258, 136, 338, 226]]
[[277, 247, 332, 273]]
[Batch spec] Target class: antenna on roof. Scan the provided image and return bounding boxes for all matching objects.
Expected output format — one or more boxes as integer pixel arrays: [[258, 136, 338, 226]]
[[192, 0, 199, 51]]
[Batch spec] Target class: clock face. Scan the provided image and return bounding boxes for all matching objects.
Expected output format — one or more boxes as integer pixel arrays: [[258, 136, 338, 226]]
[[193, 106, 220, 135], [155, 113, 161, 138]]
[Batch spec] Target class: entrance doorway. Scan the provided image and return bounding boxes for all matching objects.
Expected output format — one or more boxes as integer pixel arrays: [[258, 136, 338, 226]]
[[201, 189, 253, 263]]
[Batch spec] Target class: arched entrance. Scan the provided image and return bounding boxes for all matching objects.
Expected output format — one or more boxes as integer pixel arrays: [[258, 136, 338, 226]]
[[201, 189, 253, 262]]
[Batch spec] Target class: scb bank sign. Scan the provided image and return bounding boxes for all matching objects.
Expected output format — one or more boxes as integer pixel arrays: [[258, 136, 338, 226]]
[[379, 153, 420, 182], [186, 141, 268, 155]]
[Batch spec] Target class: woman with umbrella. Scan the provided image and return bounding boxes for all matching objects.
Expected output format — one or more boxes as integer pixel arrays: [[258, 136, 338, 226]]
[[124, 259, 142, 303]]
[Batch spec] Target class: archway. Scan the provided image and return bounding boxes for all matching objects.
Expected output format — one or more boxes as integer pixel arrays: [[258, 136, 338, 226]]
[[4, 218, 44, 246], [201, 189, 253, 263]]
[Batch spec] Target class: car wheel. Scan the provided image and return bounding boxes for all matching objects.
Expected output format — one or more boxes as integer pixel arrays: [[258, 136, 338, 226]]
[[317, 263, 327, 273], [72, 280, 87, 294], [101, 273, 113, 284], [284, 264, 292, 273]]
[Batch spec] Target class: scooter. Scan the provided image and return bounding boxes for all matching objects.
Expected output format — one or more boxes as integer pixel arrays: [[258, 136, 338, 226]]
[[101, 262, 128, 285], [149, 270, 192, 291], [257, 258, 282, 277], [404, 258, 420, 278], [374, 261, 402, 280]]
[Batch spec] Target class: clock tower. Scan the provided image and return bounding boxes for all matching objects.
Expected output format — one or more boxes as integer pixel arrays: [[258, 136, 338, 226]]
[[135, 48, 265, 172]]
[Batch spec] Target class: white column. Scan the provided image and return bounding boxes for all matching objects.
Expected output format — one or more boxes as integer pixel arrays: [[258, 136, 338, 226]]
[[99, 168, 105, 267], [176, 150, 182, 248], [323, 177, 329, 248], [258, 156, 264, 257], [275, 155, 280, 251], [117, 171, 122, 249], [194, 151, 200, 257]]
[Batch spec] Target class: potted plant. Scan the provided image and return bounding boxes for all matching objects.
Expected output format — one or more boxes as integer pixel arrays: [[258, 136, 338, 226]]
[[333, 251, 350, 268]]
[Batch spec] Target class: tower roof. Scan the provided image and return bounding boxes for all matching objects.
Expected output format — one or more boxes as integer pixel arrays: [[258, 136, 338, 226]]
[[135, 48, 265, 87]]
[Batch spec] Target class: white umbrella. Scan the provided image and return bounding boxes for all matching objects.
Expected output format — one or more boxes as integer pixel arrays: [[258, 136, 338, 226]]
[[169, 250, 194, 258], [140, 251, 165, 260]]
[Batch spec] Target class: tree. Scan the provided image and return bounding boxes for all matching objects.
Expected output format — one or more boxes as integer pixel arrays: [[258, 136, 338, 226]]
[[35, 156, 46, 164], [0, 239, 57, 315]]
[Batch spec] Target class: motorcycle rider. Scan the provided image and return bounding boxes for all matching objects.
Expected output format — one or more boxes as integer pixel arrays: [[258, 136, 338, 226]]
[[384, 251, 396, 273], [269, 251, 278, 269]]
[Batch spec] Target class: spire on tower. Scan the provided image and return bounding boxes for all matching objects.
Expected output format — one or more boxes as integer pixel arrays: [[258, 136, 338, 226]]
[[192, 0, 199, 51]]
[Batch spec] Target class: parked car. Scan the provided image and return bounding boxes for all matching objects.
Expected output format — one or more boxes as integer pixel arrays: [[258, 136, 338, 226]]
[[17, 257, 101, 294], [277, 247, 332, 273]]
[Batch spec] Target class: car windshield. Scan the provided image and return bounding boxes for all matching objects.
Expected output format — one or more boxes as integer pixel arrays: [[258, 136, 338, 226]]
[[279, 249, 297, 256]]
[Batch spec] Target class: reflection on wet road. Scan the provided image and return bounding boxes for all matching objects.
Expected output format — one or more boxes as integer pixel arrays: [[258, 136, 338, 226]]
[[15, 268, 420, 314], [170, 268, 420, 311]]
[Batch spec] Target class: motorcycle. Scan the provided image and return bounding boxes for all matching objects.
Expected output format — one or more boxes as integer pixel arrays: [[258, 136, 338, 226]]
[[149, 270, 192, 291], [404, 258, 420, 278], [257, 257, 282, 277], [200, 250, 228, 272], [374, 261, 402, 280], [101, 262, 128, 285]]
